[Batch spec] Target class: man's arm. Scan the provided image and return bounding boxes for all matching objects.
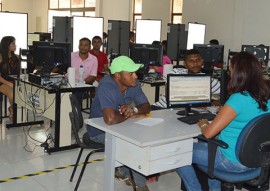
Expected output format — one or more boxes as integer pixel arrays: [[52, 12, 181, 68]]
[[84, 75, 96, 85], [103, 102, 151, 125]]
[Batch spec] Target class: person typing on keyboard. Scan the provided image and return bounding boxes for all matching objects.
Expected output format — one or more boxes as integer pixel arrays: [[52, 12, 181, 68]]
[[176, 52, 270, 191]]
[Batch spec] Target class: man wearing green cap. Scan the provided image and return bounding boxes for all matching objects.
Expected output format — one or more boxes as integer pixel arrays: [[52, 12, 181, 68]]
[[86, 55, 151, 191]]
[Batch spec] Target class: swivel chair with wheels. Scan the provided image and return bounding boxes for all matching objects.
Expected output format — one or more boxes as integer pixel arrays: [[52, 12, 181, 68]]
[[69, 94, 104, 191], [196, 113, 270, 191]]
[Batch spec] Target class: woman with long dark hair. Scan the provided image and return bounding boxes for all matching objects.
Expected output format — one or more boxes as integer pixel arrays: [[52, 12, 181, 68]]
[[176, 51, 270, 191], [0, 36, 21, 121]]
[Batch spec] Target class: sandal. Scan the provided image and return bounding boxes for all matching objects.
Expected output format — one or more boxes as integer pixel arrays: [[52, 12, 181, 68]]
[[8, 106, 13, 122]]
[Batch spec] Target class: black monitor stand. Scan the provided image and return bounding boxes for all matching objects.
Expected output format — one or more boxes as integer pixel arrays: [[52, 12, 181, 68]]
[[177, 106, 200, 116]]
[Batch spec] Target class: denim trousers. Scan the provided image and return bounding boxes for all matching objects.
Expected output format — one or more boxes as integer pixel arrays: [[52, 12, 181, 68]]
[[176, 142, 251, 191], [89, 133, 147, 187]]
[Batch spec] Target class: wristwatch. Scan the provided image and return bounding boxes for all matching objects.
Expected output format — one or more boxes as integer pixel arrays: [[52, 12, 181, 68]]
[[133, 107, 139, 114]]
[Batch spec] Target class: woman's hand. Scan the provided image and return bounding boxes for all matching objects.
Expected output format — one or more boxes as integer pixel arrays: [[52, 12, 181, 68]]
[[197, 119, 209, 133]]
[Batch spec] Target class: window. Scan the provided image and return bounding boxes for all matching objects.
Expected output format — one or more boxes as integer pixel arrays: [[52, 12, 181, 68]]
[[133, 0, 183, 28], [49, 0, 95, 16], [133, 0, 142, 30], [171, 0, 183, 24], [48, 0, 96, 32]]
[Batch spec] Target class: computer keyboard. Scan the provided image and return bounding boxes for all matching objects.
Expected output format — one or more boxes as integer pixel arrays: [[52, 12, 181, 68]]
[[177, 113, 216, 125]]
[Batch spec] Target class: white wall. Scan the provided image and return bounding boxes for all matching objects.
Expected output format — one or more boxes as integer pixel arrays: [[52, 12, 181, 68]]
[[98, 0, 132, 32], [142, 0, 171, 41], [2, 0, 48, 32], [182, 0, 270, 62]]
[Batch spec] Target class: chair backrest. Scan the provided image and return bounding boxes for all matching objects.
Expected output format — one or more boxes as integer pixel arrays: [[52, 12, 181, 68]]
[[236, 113, 270, 168], [69, 94, 84, 133]]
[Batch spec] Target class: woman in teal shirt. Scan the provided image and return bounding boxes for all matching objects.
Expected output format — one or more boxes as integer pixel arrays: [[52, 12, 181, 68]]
[[177, 51, 270, 191]]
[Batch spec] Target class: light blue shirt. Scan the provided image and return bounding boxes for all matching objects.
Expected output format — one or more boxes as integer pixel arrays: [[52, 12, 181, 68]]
[[219, 92, 270, 163]]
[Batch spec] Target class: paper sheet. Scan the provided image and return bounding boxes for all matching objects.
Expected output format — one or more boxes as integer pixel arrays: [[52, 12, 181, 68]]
[[135, 118, 164, 126]]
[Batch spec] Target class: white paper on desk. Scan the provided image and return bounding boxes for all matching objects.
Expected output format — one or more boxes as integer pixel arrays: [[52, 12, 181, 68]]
[[135, 118, 164, 126]]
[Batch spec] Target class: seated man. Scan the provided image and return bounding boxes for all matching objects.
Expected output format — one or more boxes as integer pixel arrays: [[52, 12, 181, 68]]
[[152, 49, 220, 109], [90, 36, 109, 82], [71, 37, 98, 101], [86, 56, 151, 191]]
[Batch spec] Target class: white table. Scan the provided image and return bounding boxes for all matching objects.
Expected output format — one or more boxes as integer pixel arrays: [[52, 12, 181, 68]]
[[85, 109, 201, 191], [12, 75, 94, 153]]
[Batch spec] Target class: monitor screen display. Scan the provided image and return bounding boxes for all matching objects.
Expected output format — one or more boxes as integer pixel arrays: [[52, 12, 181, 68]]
[[166, 74, 211, 109], [193, 44, 224, 68], [33, 41, 71, 75], [241, 45, 269, 63], [28, 33, 40, 46]]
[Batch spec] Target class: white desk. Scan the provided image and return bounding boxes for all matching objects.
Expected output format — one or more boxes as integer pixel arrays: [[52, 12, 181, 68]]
[[12, 75, 94, 153], [85, 109, 201, 191]]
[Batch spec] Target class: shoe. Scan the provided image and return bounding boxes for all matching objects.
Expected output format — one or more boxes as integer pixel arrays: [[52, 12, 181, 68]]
[[135, 185, 149, 191], [115, 168, 132, 186]]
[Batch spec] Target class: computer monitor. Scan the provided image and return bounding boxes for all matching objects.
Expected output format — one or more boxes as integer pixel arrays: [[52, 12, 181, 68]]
[[129, 43, 163, 79], [193, 44, 224, 69], [28, 33, 40, 46], [33, 41, 71, 75], [166, 74, 212, 115], [34, 32, 52, 41], [241, 45, 269, 63]]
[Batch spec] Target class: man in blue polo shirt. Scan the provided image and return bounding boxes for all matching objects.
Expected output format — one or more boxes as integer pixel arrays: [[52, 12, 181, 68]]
[[86, 55, 151, 191]]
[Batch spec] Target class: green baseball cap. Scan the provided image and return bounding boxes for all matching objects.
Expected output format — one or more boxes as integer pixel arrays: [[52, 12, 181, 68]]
[[110, 56, 143, 74]]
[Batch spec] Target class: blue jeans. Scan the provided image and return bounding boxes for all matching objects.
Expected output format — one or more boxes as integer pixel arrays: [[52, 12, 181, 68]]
[[89, 133, 147, 187], [176, 142, 251, 191]]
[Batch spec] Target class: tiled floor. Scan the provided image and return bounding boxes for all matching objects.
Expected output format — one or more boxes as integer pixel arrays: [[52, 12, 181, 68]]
[[0, 116, 182, 191], [0, 115, 264, 191]]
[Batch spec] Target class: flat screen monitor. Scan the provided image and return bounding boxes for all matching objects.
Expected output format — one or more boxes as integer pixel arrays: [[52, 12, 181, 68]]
[[193, 44, 224, 68], [129, 43, 163, 76], [33, 41, 71, 75], [34, 32, 51, 41], [28, 33, 40, 46], [187, 23, 206, 50], [166, 74, 212, 115], [241, 45, 269, 63]]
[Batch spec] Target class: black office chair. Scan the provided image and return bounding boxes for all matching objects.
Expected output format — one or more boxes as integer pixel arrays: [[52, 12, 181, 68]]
[[195, 113, 270, 191], [69, 94, 104, 191]]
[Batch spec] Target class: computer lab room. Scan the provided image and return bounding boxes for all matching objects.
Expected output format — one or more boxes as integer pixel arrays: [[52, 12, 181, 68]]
[[1, 0, 270, 191]]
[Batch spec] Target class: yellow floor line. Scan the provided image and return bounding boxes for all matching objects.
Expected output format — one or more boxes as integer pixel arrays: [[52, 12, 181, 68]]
[[0, 158, 104, 183]]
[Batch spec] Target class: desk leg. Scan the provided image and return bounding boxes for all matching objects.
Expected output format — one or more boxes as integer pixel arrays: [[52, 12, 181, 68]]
[[104, 133, 116, 191], [154, 86, 160, 102]]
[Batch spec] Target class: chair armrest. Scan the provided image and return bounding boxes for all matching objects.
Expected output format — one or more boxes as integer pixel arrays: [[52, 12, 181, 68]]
[[197, 134, 228, 178], [198, 134, 228, 149]]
